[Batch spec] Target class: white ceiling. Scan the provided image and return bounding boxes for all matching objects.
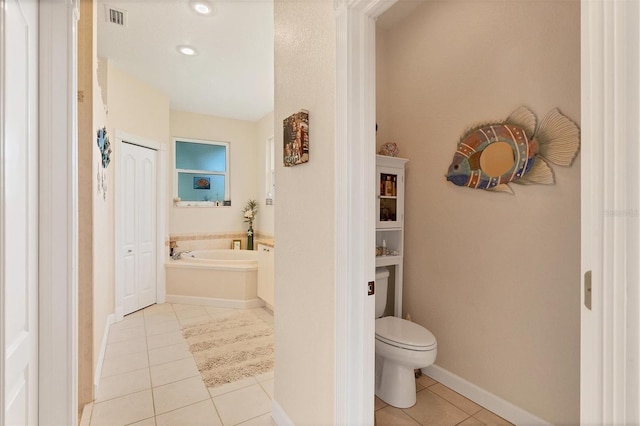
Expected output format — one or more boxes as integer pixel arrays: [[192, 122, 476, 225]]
[[97, 0, 274, 122]]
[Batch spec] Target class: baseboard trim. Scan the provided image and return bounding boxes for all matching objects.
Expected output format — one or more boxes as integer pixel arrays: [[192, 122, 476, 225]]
[[166, 294, 265, 309], [271, 399, 294, 426], [422, 365, 550, 425], [94, 313, 115, 396]]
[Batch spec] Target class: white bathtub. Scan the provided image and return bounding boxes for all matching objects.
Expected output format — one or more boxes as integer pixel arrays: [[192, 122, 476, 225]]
[[165, 249, 262, 309]]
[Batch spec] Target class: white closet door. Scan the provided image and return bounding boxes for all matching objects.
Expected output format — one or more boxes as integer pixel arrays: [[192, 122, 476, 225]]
[[1, 0, 39, 423], [137, 146, 157, 309], [120, 142, 157, 315]]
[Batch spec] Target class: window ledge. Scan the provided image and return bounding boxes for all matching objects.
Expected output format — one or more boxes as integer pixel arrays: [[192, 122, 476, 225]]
[[174, 201, 230, 208]]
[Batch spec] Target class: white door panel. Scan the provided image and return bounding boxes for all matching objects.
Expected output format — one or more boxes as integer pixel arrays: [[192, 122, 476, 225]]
[[2, 0, 38, 423], [120, 142, 156, 315], [138, 150, 156, 308]]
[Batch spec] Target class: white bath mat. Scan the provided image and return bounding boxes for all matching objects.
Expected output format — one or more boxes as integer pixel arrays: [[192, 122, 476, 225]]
[[181, 310, 274, 388]]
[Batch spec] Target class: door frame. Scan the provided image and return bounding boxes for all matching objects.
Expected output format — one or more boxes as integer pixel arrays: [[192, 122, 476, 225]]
[[580, 1, 640, 423], [333, 1, 396, 424], [114, 130, 167, 322], [38, 0, 80, 424]]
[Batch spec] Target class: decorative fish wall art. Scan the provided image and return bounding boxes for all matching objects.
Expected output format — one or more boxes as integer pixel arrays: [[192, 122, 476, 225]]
[[445, 106, 579, 194]]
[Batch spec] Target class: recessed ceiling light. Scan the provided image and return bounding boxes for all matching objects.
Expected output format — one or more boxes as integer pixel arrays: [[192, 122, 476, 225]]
[[177, 45, 198, 56], [190, 1, 213, 15]]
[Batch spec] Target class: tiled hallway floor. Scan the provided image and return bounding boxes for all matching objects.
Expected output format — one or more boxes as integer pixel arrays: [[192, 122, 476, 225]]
[[375, 376, 513, 426], [81, 302, 511, 426], [81, 303, 274, 426]]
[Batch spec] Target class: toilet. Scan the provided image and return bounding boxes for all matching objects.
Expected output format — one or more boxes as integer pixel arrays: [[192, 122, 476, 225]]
[[375, 267, 437, 408]]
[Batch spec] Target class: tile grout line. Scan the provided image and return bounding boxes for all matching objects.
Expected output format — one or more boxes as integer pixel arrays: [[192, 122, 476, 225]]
[[145, 306, 159, 423]]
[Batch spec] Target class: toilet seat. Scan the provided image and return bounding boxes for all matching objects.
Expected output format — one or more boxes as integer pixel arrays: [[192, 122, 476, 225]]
[[375, 316, 436, 351]]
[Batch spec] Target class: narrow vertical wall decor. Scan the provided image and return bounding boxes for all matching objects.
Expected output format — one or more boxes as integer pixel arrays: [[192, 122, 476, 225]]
[[96, 127, 111, 200], [283, 109, 309, 166]]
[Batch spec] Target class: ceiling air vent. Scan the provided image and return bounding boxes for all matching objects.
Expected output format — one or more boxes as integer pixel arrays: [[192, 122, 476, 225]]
[[105, 5, 127, 27]]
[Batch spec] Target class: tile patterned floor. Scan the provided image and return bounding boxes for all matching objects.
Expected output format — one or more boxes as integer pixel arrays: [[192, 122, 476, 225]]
[[81, 302, 511, 426], [375, 375, 513, 426], [81, 303, 274, 426]]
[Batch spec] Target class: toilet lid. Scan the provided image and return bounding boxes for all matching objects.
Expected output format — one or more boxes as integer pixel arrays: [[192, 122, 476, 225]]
[[375, 316, 437, 351]]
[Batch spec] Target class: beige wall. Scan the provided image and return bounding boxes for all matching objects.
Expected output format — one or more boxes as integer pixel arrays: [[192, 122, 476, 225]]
[[256, 111, 275, 236], [376, 1, 580, 423], [274, 0, 336, 423], [169, 110, 261, 235], [92, 42, 112, 382], [77, 0, 94, 410], [98, 58, 170, 367], [105, 61, 171, 147]]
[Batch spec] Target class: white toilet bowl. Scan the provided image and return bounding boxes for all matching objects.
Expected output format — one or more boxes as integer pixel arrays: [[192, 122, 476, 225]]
[[374, 316, 437, 408]]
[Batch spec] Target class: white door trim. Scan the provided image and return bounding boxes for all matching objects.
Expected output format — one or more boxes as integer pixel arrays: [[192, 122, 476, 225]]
[[114, 130, 166, 322], [334, 1, 396, 424], [581, 0, 640, 424], [38, 0, 80, 424]]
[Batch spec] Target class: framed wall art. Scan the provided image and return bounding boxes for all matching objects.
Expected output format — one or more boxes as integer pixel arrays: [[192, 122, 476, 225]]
[[193, 176, 211, 190], [283, 109, 309, 167]]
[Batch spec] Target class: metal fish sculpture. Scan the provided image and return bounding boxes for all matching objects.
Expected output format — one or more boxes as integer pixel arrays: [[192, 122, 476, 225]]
[[445, 106, 579, 194]]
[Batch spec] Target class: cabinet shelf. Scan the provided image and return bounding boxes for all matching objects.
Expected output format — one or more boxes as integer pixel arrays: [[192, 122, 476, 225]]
[[376, 254, 402, 267]]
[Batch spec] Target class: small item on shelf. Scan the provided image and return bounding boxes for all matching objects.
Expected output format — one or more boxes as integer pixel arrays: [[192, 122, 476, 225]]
[[382, 240, 387, 256], [385, 176, 393, 196], [378, 142, 399, 157], [392, 176, 397, 196]]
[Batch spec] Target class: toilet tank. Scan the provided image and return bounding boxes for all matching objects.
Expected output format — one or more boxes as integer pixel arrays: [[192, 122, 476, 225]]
[[375, 267, 389, 318]]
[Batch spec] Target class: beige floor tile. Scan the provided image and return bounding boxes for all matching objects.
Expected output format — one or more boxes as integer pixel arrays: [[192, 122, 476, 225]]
[[258, 378, 274, 399], [144, 312, 178, 323], [374, 407, 421, 426], [110, 317, 145, 332], [416, 374, 437, 388], [174, 306, 208, 319], [90, 390, 154, 426], [254, 371, 274, 383], [144, 308, 178, 322], [150, 357, 200, 387], [204, 307, 237, 317], [144, 303, 175, 315], [105, 338, 148, 359], [101, 351, 149, 378], [208, 377, 259, 398], [128, 417, 156, 426], [145, 320, 181, 336], [374, 396, 388, 411], [148, 341, 191, 366], [80, 402, 93, 426], [96, 368, 151, 402], [236, 413, 273, 426], [171, 303, 201, 311], [178, 314, 213, 327], [457, 416, 485, 426], [152, 376, 210, 415], [472, 409, 513, 425], [428, 383, 482, 415], [212, 384, 271, 426], [156, 400, 222, 426], [403, 390, 469, 426], [108, 325, 146, 344], [127, 310, 145, 318], [147, 330, 186, 350]]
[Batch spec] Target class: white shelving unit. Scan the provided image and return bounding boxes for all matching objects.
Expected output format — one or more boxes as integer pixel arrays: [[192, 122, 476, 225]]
[[375, 155, 408, 317]]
